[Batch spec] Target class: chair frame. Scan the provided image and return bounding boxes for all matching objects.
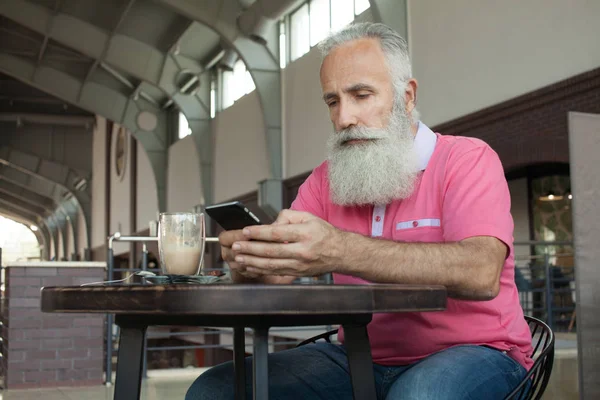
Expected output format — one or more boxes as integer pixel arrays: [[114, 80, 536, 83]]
[[504, 316, 555, 400], [296, 316, 555, 400]]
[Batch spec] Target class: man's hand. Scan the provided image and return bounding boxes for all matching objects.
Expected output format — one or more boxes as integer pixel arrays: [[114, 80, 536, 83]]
[[219, 229, 261, 280], [231, 209, 346, 277]]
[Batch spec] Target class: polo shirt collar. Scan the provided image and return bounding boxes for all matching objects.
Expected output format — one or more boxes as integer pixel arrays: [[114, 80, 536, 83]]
[[414, 121, 437, 171]]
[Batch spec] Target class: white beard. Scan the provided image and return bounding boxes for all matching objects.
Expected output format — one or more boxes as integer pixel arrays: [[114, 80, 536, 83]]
[[326, 103, 420, 206]]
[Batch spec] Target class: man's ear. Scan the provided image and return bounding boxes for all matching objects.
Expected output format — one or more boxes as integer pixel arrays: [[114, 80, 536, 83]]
[[404, 78, 418, 114]]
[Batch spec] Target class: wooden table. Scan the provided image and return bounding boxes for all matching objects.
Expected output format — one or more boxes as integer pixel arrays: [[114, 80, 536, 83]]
[[41, 284, 447, 400]]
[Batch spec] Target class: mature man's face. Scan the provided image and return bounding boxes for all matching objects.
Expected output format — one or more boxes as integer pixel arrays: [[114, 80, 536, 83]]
[[320, 38, 419, 206]]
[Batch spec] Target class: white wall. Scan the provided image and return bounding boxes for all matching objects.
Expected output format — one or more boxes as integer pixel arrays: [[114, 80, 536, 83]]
[[91, 116, 107, 249], [136, 140, 159, 230], [409, 0, 600, 126], [167, 135, 204, 211], [283, 9, 374, 178], [284, 48, 332, 177], [213, 92, 269, 202], [509, 178, 531, 260], [109, 124, 131, 255], [77, 207, 87, 260]]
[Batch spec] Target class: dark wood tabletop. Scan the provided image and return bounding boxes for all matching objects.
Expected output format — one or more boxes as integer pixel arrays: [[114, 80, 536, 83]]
[[41, 283, 447, 400], [41, 283, 447, 317]]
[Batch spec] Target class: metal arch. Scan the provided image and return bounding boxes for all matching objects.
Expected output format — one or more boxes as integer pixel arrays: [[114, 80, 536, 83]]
[[156, 0, 284, 210], [0, 146, 84, 256], [0, 0, 203, 93], [79, 0, 137, 102], [0, 53, 170, 214], [47, 212, 62, 259], [0, 0, 207, 116], [0, 145, 84, 246], [0, 0, 212, 210]]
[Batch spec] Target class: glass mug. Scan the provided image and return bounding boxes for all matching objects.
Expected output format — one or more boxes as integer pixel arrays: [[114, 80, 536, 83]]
[[158, 212, 206, 276]]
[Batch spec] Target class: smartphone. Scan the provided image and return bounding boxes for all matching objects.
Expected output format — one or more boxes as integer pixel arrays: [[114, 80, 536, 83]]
[[204, 201, 262, 231]]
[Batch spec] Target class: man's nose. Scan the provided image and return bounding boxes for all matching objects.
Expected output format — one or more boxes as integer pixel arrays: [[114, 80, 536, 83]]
[[335, 101, 359, 131]]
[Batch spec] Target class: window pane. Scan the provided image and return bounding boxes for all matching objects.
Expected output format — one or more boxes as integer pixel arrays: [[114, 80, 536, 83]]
[[222, 70, 234, 109], [310, 0, 330, 47], [178, 112, 191, 139], [210, 85, 216, 118], [244, 70, 255, 94], [331, 0, 354, 31], [290, 3, 309, 61], [233, 59, 246, 101], [279, 21, 287, 68], [354, 0, 370, 15]]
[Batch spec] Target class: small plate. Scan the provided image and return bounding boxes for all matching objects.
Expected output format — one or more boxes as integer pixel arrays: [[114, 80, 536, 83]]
[[143, 274, 231, 285]]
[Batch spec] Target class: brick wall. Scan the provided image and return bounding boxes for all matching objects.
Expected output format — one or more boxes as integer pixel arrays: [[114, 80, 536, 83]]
[[2, 266, 106, 389]]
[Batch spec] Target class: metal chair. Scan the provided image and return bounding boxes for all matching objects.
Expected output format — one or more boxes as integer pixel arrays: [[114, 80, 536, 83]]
[[505, 316, 555, 400], [296, 316, 554, 400]]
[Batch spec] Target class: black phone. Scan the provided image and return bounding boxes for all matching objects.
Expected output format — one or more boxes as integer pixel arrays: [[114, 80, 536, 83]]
[[204, 201, 262, 231]]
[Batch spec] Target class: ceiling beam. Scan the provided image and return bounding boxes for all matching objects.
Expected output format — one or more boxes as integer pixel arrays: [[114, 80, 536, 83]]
[[0, 179, 55, 212], [0, 168, 57, 202], [0, 146, 86, 247], [0, 190, 48, 216], [0, 196, 42, 220], [0, 0, 201, 95], [37, 0, 64, 66], [79, 0, 137, 102], [0, 112, 94, 126], [0, 53, 169, 214], [0, 0, 206, 117], [0, 146, 87, 192], [0, 95, 65, 105]]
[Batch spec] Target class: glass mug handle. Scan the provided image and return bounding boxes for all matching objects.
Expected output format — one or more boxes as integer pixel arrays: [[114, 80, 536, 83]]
[[199, 213, 206, 274]]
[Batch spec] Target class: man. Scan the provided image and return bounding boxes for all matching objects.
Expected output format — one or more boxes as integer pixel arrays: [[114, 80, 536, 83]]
[[187, 22, 532, 399]]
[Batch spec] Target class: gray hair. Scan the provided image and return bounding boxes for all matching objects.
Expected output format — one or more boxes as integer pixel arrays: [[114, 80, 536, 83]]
[[318, 22, 419, 122]]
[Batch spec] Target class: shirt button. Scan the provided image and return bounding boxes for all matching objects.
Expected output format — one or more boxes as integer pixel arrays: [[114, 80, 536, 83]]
[[413, 221, 419, 227], [375, 216, 381, 222]]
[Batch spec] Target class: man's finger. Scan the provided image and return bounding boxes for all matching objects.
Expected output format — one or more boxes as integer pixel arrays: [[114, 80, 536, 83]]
[[274, 209, 316, 225], [219, 229, 246, 247], [234, 254, 298, 272], [233, 241, 303, 259], [242, 224, 304, 243]]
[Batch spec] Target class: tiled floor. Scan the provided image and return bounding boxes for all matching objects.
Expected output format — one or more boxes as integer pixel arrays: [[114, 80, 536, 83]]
[[0, 355, 579, 399], [0, 369, 203, 400]]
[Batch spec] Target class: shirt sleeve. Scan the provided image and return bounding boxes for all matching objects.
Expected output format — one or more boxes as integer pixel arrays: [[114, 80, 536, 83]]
[[290, 163, 327, 220], [442, 142, 514, 250]]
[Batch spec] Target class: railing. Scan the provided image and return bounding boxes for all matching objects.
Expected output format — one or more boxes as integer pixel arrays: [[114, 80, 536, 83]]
[[513, 241, 576, 333]]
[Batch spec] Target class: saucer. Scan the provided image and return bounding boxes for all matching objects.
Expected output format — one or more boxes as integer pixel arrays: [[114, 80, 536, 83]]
[[143, 273, 231, 285]]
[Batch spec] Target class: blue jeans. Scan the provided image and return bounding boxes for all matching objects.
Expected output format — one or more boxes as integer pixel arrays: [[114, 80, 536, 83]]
[[186, 343, 527, 399]]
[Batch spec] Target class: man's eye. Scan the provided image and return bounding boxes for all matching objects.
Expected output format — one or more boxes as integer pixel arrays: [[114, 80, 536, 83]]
[[356, 93, 370, 99], [327, 101, 338, 107]]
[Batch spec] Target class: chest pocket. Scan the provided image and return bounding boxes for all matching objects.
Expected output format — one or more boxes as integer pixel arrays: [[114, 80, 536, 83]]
[[392, 218, 444, 243]]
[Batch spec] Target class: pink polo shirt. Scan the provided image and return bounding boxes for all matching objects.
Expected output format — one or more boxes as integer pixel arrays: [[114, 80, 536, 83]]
[[291, 123, 533, 370]]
